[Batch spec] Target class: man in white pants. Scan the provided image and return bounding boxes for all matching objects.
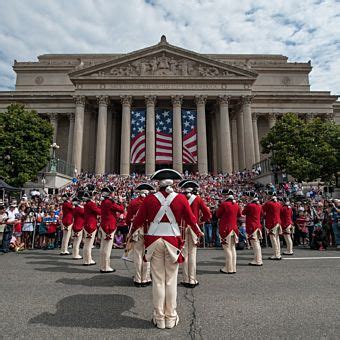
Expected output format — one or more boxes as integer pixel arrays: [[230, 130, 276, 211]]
[[263, 194, 282, 260], [72, 193, 84, 260], [129, 169, 203, 329], [60, 193, 74, 255], [83, 189, 101, 266], [125, 183, 154, 287], [99, 186, 125, 273], [280, 198, 294, 255], [242, 193, 263, 266], [179, 181, 211, 288]]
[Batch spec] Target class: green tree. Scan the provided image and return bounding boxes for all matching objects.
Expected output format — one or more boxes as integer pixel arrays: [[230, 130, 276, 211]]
[[261, 112, 340, 183], [0, 103, 53, 187]]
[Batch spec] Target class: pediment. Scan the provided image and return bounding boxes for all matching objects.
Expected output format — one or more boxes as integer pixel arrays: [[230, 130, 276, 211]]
[[69, 37, 257, 80]]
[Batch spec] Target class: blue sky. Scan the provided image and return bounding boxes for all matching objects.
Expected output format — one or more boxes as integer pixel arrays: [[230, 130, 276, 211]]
[[0, 0, 339, 94]]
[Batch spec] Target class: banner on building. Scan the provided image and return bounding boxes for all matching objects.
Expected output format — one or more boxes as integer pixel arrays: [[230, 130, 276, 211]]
[[155, 109, 173, 164], [130, 109, 146, 164], [182, 109, 197, 164]]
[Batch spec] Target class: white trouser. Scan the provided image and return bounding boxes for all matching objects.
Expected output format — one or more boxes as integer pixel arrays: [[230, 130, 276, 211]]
[[269, 229, 281, 258], [72, 229, 83, 259], [222, 235, 237, 273], [250, 233, 263, 265], [284, 233, 293, 254], [182, 228, 197, 284], [83, 230, 96, 265], [61, 224, 72, 254], [99, 228, 115, 271], [151, 239, 179, 328], [133, 236, 151, 283]]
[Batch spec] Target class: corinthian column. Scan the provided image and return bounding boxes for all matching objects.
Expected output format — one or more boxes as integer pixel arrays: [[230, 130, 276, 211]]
[[172, 95, 183, 173], [72, 95, 85, 173], [106, 106, 113, 173], [231, 114, 239, 171], [67, 113, 75, 165], [195, 95, 208, 174], [242, 95, 255, 169], [211, 110, 218, 173], [236, 107, 245, 170], [95, 95, 109, 174], [252, 112, 260, 163], [120, 96, 132, 176], [218, 95, 233, 173], [49, 113, 58, 143], [145, 95, 156, 175], [111, 110, 117, 173], [268, 113, 276, 129]]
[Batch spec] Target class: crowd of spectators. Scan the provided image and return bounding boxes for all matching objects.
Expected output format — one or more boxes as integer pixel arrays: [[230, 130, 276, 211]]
[[0, 171, 339, 254]]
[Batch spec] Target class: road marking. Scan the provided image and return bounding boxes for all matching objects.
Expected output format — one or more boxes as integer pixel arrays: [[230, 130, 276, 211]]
[[283, 257, 340, 260]]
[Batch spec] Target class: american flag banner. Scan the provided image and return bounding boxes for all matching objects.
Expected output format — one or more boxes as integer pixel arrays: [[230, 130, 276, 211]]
[[182, 109, 198, 164], [155, 109, 173, 163], [130, 109, 146, 164]]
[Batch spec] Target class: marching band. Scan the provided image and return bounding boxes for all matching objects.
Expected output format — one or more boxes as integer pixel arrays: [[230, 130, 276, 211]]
[[57, 168, 296, 330]]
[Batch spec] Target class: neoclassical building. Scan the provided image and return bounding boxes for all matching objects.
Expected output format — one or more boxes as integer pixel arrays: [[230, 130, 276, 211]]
[[0, 36, 339, 175]]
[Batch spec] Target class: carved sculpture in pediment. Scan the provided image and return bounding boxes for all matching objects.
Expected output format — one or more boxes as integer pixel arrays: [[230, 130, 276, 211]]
[[101, 53, 240, 77]]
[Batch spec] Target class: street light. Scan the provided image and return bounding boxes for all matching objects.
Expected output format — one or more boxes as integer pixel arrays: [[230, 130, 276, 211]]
[[50, 143, 60, 172]]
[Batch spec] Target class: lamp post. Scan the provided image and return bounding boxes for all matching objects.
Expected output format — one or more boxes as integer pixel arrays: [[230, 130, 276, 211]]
[[50, 143, 60, 172]]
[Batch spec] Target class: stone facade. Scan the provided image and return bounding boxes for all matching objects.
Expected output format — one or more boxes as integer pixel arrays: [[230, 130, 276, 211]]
[[0, 36, 338, 174]]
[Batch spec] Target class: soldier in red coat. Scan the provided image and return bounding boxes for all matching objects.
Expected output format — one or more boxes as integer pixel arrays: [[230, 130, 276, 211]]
[[179, 180, 211, 288], [242, 192, 263, 266], [280, 198, 294, 255], [99, 186, 125, 273], [216, 193, 241, 274], [60, 193, 74, 255], [83, 189, 101, 266], [72, 193, 85, 260], [130, 169, 203, 330], [126, 183, 154, 287], [262, 193, 282, 260]]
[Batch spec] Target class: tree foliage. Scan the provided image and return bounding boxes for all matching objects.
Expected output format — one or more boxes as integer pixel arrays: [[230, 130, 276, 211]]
[[261, 112, 340, 183], [0, 103, 53, 187]]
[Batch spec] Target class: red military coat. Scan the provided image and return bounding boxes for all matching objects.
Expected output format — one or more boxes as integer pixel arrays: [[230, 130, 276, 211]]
[[61, 201, 74, 227], [188, 195, 212, 223], [100, 198, 125, 235], [280, 204, 293, 229], [216, 201, 241, 240], [131, 190, 200, 263], [84, 200, 101, 234], [242, 202, 262, 236], [262, 200, 282, 229], [72, 205, 85, 233], [126, 196, 144, 226]]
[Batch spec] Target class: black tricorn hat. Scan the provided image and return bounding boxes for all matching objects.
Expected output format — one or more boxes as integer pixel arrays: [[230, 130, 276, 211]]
[[150, 169, 182, 180], [135, 183, 155, 191], [101, 187, 112, 194], [221, 188, 231, 195], [62, 193, 71, 198], [83, 191, 92, 199], [77, 190, 85, 200], [181, 180, 199, 189], [249, 191, 258, 198], [87, 184, 96, 192], [178, 179, 190, 188]]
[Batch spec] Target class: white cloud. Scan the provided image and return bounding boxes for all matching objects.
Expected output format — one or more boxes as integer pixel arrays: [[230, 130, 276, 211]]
[[0, 0, 339, 94]]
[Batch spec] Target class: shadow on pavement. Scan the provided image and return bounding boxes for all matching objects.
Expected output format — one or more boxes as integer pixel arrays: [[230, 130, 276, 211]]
[[56, 274, 135, 288], [26, 259, 98, 274], [29, 294, 152, 329]]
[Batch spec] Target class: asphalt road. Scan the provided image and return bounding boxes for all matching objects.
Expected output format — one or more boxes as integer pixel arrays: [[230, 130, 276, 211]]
[[1, 247, 339, 339]]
